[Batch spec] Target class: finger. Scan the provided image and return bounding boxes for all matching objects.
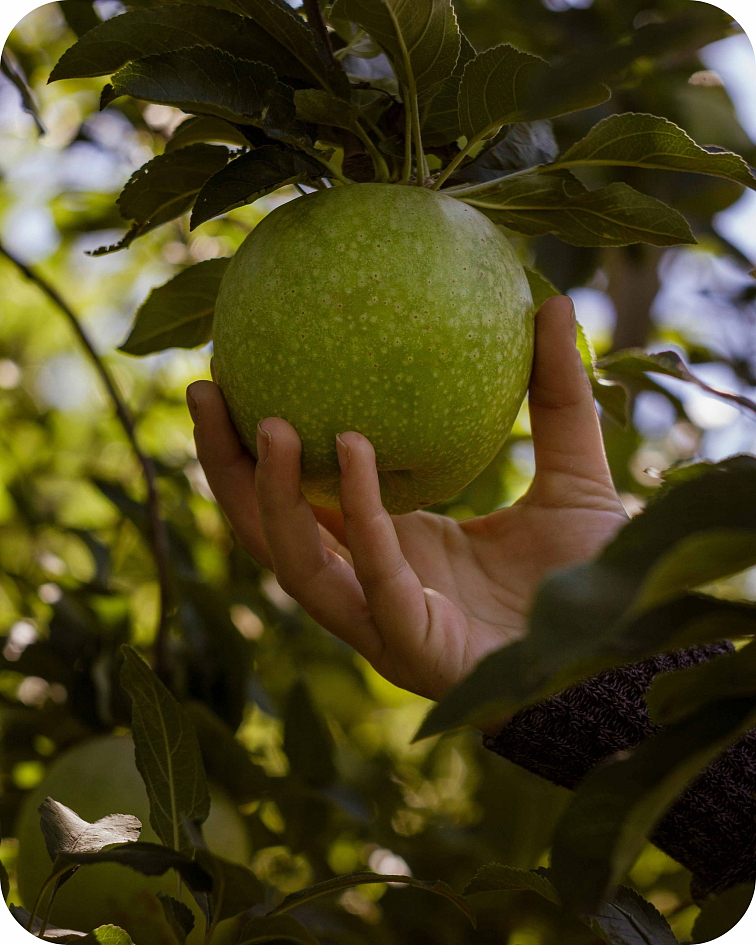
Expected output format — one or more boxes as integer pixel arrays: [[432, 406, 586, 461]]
[[526, 295, 618, 505], [187, 380, 273, 569], [254, 418, 382, 660], [335, 432, 430, 640]]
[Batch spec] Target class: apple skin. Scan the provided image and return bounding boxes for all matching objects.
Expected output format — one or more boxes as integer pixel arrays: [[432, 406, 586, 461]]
[[213, 183, 534, 514], [15, 734, 250, 944]]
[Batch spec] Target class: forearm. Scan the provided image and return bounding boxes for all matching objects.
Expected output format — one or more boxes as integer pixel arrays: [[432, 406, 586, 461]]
[[479, 641, 756, 897]]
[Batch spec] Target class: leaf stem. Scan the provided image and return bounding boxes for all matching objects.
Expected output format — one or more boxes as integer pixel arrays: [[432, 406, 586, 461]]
[[354, 121, 390, 182], [312, 150, 352, 185], [401, 91, 413, 183], [409, 81, 427, 185], [441, 164, 546, 197], [0, 244, 176, 679], [432, 130, 489, 191]]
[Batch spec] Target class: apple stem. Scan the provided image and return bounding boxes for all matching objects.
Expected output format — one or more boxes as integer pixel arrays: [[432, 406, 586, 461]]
[[0, 244, 177, 682]]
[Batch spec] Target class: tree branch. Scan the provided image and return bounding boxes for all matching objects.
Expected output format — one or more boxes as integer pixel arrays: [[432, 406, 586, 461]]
[[0, 244, 176, 679]]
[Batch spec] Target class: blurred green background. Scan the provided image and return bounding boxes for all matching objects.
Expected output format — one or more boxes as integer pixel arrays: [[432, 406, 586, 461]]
[[1, 2, 756, 943]]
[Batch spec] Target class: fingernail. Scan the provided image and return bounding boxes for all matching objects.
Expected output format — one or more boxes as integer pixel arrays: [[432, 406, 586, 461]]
[[336, 434, 350, 472], [257, 421, 272, 465], [186, 386, 200, 424]]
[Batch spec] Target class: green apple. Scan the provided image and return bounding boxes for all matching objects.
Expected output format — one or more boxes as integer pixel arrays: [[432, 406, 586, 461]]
[[213, 183, 534, 514], [15, 734, 250, 943]]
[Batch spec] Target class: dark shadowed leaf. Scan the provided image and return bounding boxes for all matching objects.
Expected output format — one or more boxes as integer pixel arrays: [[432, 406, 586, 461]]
[[332, 0, 460, 97], [64, 840, 213, 892], [463, 864, 559, 903], [692, 882, 755, 943], [8, 906, 89, 940], [647, 641, 756, 726], [194, 849, 266, 922], [191, 147, 323, 228], [120, 645, 211, 853], [237, 914, 318, 945], [107, 47, 301, 135], [420, 31, 476, 146], [59, 1, 101, 39], [269, 871, 476, 926], [293, 87, 386, 131], [157, 893, 195, 945], [583, 884, 678, 945], [283, 678, 337, 789], [185, 700, 269, 805], [166, 116, 250, 152], [461, 172, 695, 247], [555, 113, 756, 192], [1, 50, 45, 134], [415, 456, 756, 739], [458, 44, 610, 144], [549, 697, 756, 913], [119, 257, 230, 356], [91, 144, 231, 256], [39, 797, 141, 862], [597, 349, 756, 417], [50, 6, 315, 83], [0, 856, 9, 902], [451, 121, 558, 185]]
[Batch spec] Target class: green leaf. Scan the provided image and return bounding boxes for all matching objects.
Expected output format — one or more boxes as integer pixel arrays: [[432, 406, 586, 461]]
[[414, 456, 756, 740], [237, 914, 319, 945], [107, 47, 304, 138], [49, 6, 314, 83], [185, 700, 269, 805], [191, 146, 324, 228], [597, 349, 756, 417], [165, 116, 250, 152], [420, 31, 476, 146], [332, 0, 461, 97], [157, 894, 195, 945], [193, 849, 266, 923], [269, 871, 476, 926], [548, 697, 756, 913], [59, 1, 101, 39], [119, 257, 230, 356], [692, 882, 756, 943], [463, 863, 559, 904], [523, 266, 559, 311], [575, 320, 629, 427], [458, 44, 610, 143], [120, 645, 211, 854], [91, 144, 231, 256], [461, 172, 696, 248], [555, 113, 756, 192], [87, 928, 135, 945], [583, 884, 678, 945], [283, 678, 337, 789], [294, 87, 386, 131], [647, 641, 756, 727]]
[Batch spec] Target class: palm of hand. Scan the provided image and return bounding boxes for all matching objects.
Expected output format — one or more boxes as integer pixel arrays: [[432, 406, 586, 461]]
[[188, 297, 627, 710]]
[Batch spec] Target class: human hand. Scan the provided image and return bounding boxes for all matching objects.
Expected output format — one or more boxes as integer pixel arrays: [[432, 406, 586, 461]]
[[187, 295, 627, 730]]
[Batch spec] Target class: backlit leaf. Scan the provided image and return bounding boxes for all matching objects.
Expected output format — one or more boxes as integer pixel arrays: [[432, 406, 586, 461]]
[[49, 6, 313, 83], [458, 44, 610, 143], [87, 928, 135, 945], [420, 32, 476, 146], [549, 697, 756, 912], [461, 172, 696, 247], [555, 113, 756, 192], [597, 349, 756, 416], [575, 320, 629, 428], [332, 0, 460, 96], [120, 645, 211, 854], [91, 144, 231, 255], [119, 257, 230, 356]]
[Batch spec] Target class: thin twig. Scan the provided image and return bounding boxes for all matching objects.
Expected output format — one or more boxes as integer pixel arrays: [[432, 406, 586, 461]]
[[0, 244, 175, 678]]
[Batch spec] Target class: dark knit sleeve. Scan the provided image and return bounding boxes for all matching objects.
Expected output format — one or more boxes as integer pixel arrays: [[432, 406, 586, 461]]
[[481, 641, 756, 898]]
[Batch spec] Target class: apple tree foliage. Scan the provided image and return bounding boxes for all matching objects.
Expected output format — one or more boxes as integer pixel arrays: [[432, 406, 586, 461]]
[[1, 1, 756, 943]]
